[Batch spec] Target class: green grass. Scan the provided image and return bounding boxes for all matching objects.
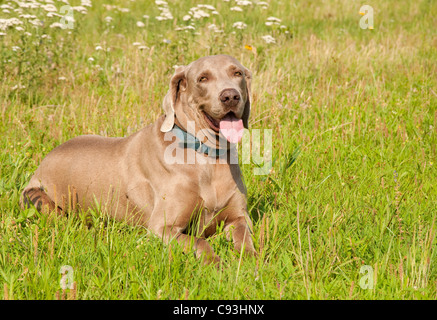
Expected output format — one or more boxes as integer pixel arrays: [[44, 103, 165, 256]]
[[1, 0, 437, 299]]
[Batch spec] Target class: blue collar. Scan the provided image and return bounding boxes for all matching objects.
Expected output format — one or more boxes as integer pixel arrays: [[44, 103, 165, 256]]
[[171, 124, 227, 157]]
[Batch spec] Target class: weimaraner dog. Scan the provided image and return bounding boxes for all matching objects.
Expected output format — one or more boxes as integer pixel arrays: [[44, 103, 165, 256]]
[[21, 54, 256, 264]]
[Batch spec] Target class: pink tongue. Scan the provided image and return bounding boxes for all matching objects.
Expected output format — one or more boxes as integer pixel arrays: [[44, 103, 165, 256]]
[[219, 114, 244, 143]]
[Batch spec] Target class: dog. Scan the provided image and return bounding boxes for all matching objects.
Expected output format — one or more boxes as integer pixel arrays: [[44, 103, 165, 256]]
[[21, 55, 256, 264]]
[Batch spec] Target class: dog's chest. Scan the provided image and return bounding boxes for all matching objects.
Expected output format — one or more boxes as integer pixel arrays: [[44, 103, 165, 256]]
[[198, 168, 236, 214]]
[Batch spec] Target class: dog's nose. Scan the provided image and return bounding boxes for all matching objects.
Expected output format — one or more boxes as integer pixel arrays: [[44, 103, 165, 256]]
[[219, 89, 240, 108]]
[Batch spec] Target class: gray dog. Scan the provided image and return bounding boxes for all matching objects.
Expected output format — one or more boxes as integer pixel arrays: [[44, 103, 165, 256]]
[[21, 55, 256, 264]]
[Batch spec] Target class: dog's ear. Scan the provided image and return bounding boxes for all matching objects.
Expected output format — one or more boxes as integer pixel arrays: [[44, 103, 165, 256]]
[[160, 66, 187, 132], [241, 66, 252, 129]]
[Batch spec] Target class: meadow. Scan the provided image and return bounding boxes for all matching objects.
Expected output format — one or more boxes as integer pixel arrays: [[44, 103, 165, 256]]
[[0, 0, 436, 300]]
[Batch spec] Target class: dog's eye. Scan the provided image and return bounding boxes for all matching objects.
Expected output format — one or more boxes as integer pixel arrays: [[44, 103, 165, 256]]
[[198, 76, 208, 83], [234, 71, 242, 77]]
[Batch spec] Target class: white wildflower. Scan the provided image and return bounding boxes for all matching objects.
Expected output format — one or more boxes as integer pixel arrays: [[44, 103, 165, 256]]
[[104, 16, 113, 23], [143, 15, 150, 19], [118, 8, 130, 13], [17, 1, 39, 9], [183, 15, 191, 21], [88, 57, 95, 62], [208, 24, 223, 33], [41, 4, 57, 12], [156, 7, 173, 20], [161, 12, 174, 20], [192, 9, 209, 19], [46, 12, 62, 18], [24, 32, 32, 36], [236, 0, 252, 6], [15, 26, 24, 31], [256, 1, 268, 6], [265, 17, 280, 26], [0, 32, 6, 36], [267, 17, 281, 22], [233, 21, 247, 29], [132, 42, 142, 46], [29, 19, 43, 27], [186, 4, 216, 20], [65, 15, 75, 23], [175, 25, 195, 31], [261, 35, 276, 44], [72, 6, 88, 14], [12, 84, 26, 90], [58, 76, 67, 80], [138, 45, 149, 50], [0, 4, 14, 10], [81, 0, 92, 7], [0, 18, 23, 31], [49, 22, 63, 28], [19, 14, 37, 19], [10, 18, 24, 25], [12, 46, 21, 51], [230, 6, 243, 12], [155, 0, 168, 6], [197, 4, 215, 10], [3, 9, 11, 14], [95, 45, 103, 50], [136, 21, 145, 27]]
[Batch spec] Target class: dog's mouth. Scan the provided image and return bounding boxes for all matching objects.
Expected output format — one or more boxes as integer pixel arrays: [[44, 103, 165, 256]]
[[203, 111, 244, 143], [203, 112, 221, 132]]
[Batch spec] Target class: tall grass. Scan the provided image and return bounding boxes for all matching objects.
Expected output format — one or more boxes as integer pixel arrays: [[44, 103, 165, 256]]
[[1, 0, 436, 299]]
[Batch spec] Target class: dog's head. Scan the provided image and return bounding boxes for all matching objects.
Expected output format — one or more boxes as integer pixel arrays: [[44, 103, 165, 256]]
[[160, 55, 252, 147]]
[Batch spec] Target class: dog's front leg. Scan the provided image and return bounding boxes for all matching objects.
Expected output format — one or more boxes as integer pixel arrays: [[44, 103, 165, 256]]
[[225, 216, 257, 257], [149, 215, 221, 265], [174, 232, 221, 265]]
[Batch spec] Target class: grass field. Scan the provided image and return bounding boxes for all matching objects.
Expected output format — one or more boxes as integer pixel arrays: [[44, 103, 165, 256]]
[[1, 0, 436, 300]]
